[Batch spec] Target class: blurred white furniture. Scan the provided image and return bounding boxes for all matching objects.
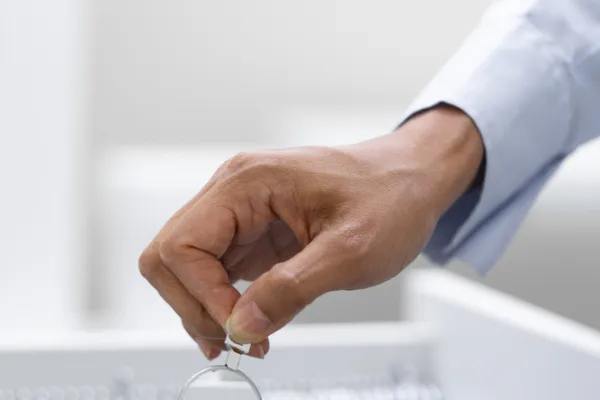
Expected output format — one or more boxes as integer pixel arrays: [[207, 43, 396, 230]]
[[0, 0, 90, 330], [406, 269, 600, 400], [3, 269, 600, 399]]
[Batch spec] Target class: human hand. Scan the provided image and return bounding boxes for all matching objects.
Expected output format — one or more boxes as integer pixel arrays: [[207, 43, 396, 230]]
[[138, 105, 483, 360]]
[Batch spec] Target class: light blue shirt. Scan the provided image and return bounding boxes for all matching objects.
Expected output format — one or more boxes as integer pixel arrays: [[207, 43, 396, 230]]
[[402, 0, 600, 273]]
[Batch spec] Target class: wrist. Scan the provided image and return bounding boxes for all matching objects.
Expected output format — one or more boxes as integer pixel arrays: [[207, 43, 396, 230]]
[[397, 104, 484, 215], [349, 104, 484, 218]]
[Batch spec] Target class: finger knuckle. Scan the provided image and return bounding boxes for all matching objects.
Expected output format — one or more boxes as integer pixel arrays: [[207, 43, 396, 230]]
[[224, 151, 282, 178], [224, 152, 256, 173], [138, 246, 159, 281], [334, 221, 374, 260], [272, 266, 311, 309]]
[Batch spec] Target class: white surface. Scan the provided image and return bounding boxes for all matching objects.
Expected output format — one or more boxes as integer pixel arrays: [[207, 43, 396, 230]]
[[4, 270, 600, 398], [0, 321, 435, 388], [0, 0, 90, 330], [406, 268, 600, 400], [0, 321, 433, 352], [187, 380, 257, 400]]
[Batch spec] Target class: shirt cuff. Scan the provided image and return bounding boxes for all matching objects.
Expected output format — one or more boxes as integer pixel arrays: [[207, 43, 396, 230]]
[[400, 10, 573, 273]]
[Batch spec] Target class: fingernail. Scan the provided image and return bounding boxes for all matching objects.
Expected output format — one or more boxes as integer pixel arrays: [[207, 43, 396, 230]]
[[247, 343, 266, 359], [227, 301, 271, 344], [196, 339, 212, 359], [208, 349, 221, 360]]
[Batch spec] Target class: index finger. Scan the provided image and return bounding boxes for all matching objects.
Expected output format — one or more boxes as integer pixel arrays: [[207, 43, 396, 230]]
[[158, 199, 240, 328]]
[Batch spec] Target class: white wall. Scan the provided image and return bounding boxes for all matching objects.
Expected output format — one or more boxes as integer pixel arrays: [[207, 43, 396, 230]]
[[92, 0, 490, 145]]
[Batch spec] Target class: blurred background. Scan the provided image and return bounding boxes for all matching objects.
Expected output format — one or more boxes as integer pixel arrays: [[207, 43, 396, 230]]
[[2, 0, 600, 335]]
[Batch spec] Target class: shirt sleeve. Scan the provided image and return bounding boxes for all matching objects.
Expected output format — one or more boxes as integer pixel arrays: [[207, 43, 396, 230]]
[[400, 0, 600, 273]]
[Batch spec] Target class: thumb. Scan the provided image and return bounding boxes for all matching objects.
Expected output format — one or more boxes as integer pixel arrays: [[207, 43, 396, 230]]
[[226, 232, 346, 344]]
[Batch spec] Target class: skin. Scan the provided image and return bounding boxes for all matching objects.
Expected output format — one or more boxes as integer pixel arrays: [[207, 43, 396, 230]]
[[139, 104, 484, 360]]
